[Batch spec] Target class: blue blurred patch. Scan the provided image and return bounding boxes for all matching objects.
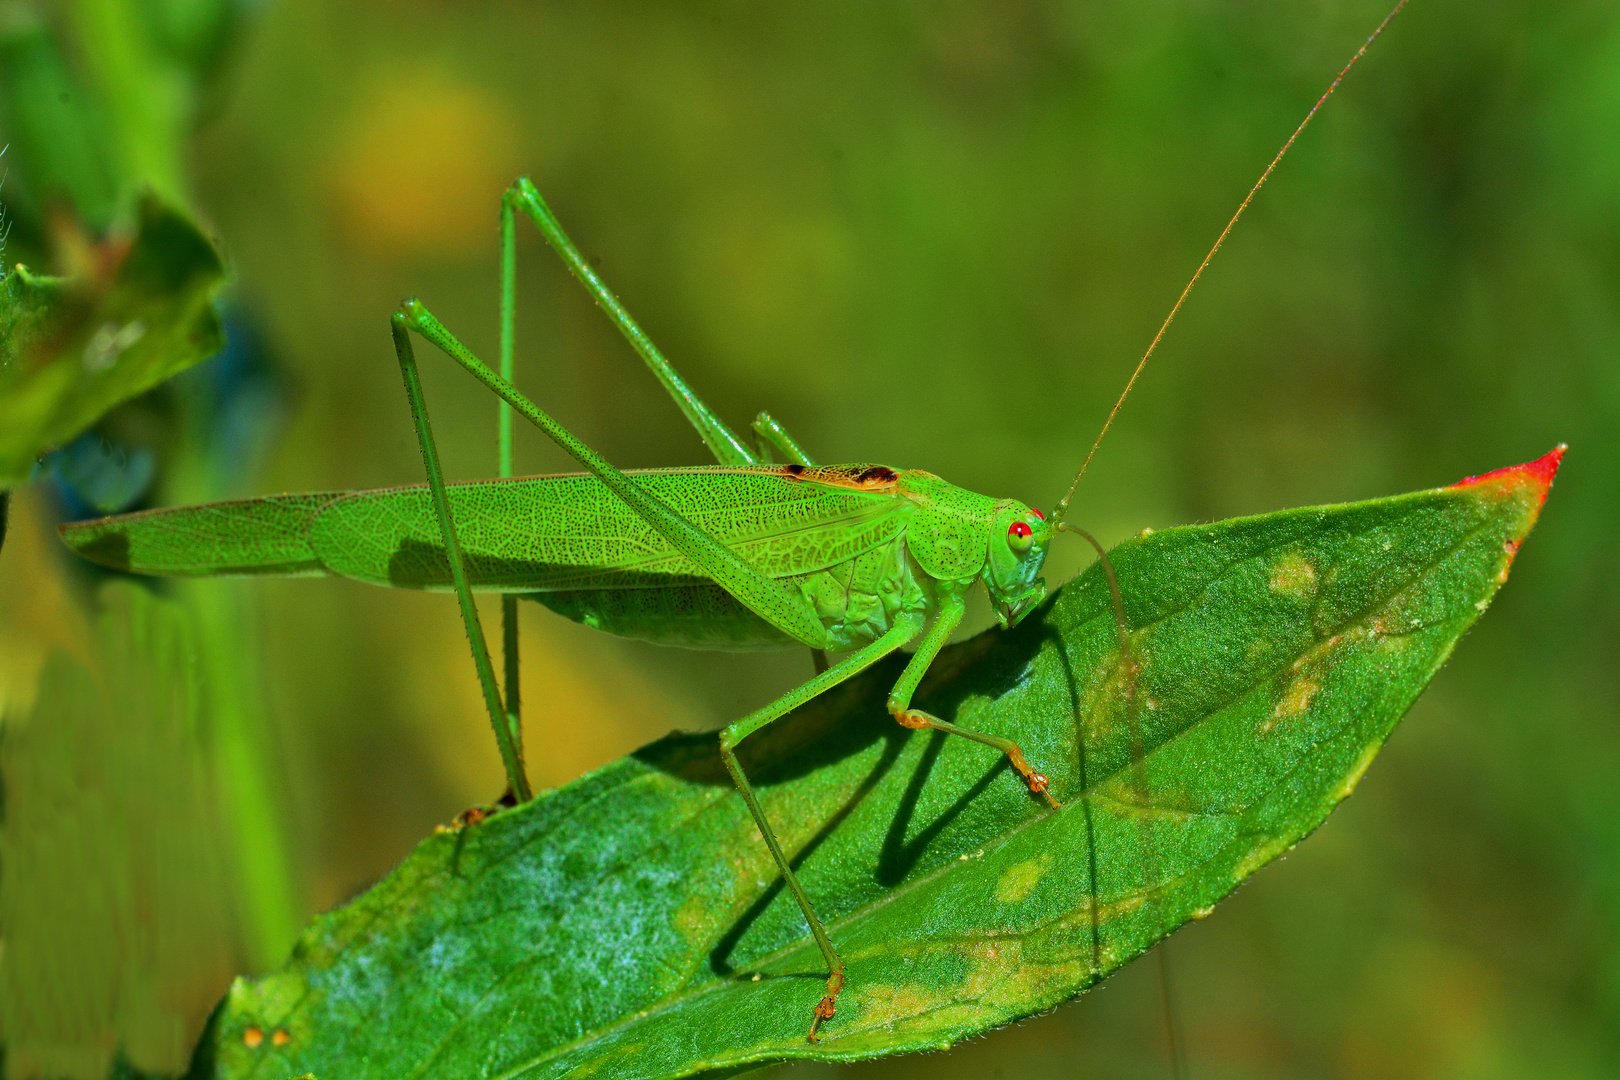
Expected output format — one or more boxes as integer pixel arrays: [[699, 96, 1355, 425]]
[[172, 300, 286, 492], [46, 433, 158, 516]]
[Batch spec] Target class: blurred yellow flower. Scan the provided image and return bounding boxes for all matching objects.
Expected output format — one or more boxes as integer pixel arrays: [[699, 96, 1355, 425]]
[[324, 67, 519, 259]]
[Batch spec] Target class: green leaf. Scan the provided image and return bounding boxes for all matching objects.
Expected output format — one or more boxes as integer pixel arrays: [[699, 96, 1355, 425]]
[[0, 194, 225, 488], [198, 451, 1562, 1079]]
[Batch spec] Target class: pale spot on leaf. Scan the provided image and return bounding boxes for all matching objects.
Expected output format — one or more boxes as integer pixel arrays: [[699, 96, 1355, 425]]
[[1269, 549, 1317, 599], [1271, 674, 1320, 725], [994, 853, 1052, 904], [851, 982, 935, 1028]]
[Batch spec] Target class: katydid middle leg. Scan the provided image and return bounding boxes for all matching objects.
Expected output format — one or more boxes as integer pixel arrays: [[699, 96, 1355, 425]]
[[886, 586, 1062, 809]]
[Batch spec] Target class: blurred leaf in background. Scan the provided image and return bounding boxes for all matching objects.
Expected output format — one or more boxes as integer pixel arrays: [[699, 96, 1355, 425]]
[[0, 0, 238, 238], [0, 0, 302, 1076], [0, 195, 224, 489]]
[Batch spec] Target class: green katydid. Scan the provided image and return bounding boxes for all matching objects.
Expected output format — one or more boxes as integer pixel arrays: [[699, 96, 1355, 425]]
[[57, 2, 1405, 1044]]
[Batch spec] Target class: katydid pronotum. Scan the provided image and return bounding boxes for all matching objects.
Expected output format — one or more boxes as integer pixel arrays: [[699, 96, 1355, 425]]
[[58, 3, 1405, 1044]]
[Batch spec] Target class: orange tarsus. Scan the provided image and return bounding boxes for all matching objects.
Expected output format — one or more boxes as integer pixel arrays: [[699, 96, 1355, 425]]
[[448, 806, 491, 830], [894, 709, 931, 730], [896, 709, 1061, 808], [807, 970, 845, 1042], [1006, 748, 1062, 809], [442, 785, 520, 832]]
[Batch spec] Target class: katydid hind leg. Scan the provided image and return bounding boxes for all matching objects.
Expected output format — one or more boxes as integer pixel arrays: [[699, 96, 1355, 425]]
[[396, 298, 831, 650], [497, 183, 837, 676], [500, 593, 523, 779], [718, 615, 923, 1040], [502, 178, 758, 467], [390, 316, 532, 802], [886, 589, 1060, 808]]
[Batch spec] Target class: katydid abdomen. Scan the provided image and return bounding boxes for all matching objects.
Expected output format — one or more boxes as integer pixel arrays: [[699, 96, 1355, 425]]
[[535, 531, 927, 651]]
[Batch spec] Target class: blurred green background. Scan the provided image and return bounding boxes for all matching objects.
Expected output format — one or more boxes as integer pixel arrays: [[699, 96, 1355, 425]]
[[2, 0, 1616, 1077]]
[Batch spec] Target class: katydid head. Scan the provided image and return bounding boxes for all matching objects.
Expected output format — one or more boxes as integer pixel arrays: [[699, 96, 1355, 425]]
[[985, 501, 1051, 629]]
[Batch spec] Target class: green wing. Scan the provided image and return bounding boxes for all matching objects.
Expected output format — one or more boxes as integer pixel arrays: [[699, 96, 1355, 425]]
[[58, 492, 342, 577], [60, 466, 912, 592]]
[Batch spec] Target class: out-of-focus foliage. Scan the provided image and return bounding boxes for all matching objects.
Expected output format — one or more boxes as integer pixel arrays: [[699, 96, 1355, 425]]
[[0, 0, 239, 236], [206, 462, 1553, 1079], [0, 0, 244, 486], [0, 533, 235, 1078], [0, 2, 298, 1078], [2, 0, 1617, 1077], [0, 196, 225, 488]]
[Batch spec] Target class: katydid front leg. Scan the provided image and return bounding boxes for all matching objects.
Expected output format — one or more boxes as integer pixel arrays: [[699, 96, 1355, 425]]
[[887, 586, 1061, 809]]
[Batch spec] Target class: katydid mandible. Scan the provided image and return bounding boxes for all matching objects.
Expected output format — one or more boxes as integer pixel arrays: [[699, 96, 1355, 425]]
[[58, 3, 1404, 1042]]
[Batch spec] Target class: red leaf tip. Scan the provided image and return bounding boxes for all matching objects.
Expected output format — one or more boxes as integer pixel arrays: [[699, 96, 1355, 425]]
[[1450, 444, 1567, 505]]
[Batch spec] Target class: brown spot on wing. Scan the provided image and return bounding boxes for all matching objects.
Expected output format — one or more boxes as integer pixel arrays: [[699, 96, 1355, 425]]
[[779, 463, 901, 493]]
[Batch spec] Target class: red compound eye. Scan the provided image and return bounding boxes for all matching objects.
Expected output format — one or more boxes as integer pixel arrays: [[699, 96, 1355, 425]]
[[1007, 519, 1035, 553], [1030, 508, 1045, 520]]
